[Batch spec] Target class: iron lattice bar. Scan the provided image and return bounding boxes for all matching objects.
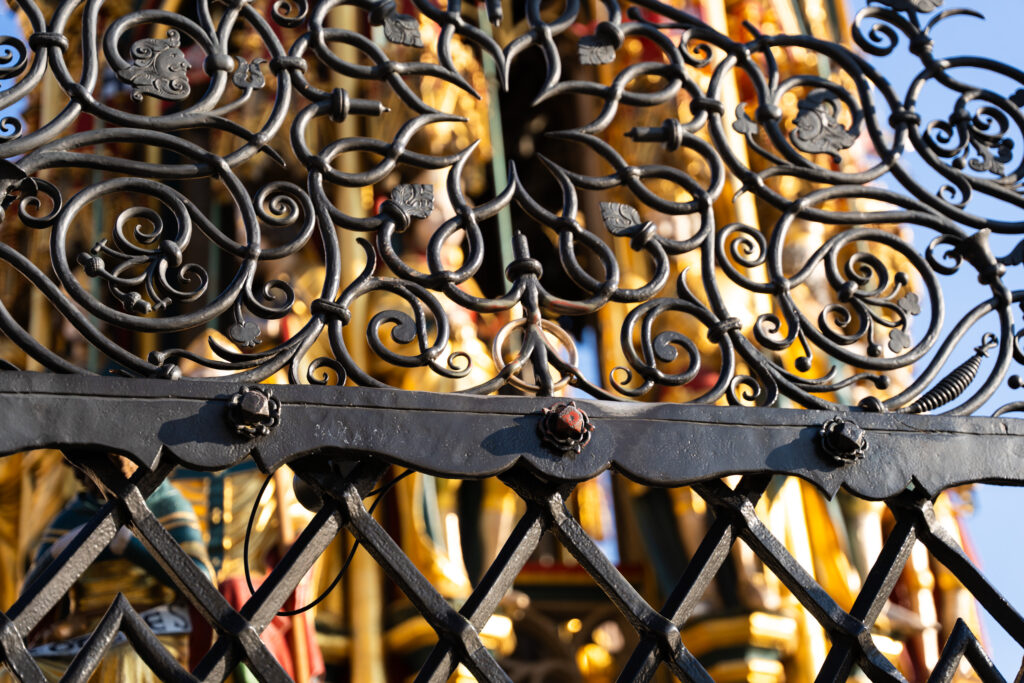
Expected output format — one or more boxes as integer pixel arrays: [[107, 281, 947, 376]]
[[0, 373, 1020, 679]]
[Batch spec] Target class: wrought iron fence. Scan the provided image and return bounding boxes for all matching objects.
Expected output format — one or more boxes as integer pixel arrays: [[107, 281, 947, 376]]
[[0, 0, 1020, 679]]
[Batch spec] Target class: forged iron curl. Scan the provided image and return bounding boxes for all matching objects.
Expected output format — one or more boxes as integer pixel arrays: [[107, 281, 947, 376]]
[[0, 0, 1019, 415]]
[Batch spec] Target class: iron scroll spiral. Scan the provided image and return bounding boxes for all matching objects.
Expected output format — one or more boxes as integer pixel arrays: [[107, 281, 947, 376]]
[[0, 0, 1020, 415]]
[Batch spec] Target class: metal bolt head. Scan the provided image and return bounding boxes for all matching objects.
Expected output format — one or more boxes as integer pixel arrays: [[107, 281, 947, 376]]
[[538, 401, 594, 455], [239, 389, 270, 419], [819, 416, 868, 465], [227, 386, 280, 439], [833, 420, 864, 452], [552, 403, 586, 439]]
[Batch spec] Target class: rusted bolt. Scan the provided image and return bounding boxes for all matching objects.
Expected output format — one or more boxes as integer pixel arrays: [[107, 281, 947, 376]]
[[538, 401, 594, 455], [818, 416, 867, 465], [227, 386, 281, 438]]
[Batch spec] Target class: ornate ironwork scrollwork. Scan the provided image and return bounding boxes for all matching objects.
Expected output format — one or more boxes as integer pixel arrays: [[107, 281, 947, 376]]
[[0, 0, 1019, 419], [0, 3, 1022, 680]]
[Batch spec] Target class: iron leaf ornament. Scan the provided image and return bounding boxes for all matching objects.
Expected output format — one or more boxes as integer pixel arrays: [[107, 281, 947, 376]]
[[578, 21, 625, 65], [390, 184, 433, 219], [232, 57, 267, 90], [117, 29, 191, 101], [0, 159, 26, 221], [888, 328, 912, 354], [365, 0, 422, 46], [383, 12, 423, 48], [578, 35, 616, 65], [872, 0, 943, 12], [228, 320, 262, 348], [897, 292, 921, 316], [599, 202, 643, 235], [790, 89, 856, 162], [733, 105, 759, 135]]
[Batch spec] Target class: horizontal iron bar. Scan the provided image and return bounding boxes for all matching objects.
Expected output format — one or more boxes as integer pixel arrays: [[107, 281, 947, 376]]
[[1, 372, 1022, 499]]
